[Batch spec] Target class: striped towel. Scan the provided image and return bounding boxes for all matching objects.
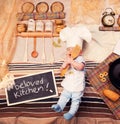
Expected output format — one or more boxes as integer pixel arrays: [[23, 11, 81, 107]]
[[0, 61, 115, 119]]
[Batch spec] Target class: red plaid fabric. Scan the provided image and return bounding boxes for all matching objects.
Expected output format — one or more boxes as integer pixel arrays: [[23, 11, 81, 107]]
[[87, 53, 120, 119]]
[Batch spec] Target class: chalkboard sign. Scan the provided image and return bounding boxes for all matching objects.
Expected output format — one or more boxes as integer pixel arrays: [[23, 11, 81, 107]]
[[5, 70, 58, 106]]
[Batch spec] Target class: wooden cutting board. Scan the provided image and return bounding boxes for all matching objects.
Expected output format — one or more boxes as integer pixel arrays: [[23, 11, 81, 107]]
[[22, 2, 35, 13]]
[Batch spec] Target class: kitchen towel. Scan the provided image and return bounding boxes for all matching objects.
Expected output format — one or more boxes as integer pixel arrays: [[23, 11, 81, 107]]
[[87, 53, 120, 119]]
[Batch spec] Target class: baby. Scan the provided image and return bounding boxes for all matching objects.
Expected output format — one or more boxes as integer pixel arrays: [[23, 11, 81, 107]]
[[51, 25, 92, 120]]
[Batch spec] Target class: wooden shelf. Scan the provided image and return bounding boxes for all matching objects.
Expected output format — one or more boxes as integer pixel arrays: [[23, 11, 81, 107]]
[[99, 26, 120, 31], [17, 32, 59, 38], [17, 12, 65, 21]]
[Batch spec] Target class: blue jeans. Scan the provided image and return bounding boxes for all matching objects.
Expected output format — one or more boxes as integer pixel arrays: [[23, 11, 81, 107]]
[[57, 89, 83, 115]]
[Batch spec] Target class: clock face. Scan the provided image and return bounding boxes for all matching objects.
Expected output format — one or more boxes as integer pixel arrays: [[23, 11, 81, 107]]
[[102, 15, 115, 26]]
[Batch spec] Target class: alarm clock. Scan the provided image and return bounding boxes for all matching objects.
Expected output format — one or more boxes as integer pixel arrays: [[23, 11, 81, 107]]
[[101, 8, 115, 27]]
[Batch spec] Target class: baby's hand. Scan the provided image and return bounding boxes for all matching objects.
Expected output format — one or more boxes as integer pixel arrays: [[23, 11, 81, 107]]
[[61, 61, 68, 69], [66, 56, 73, 64]]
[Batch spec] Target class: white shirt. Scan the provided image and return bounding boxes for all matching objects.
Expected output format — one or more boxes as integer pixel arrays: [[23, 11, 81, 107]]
[[61, 56, 85, 92]]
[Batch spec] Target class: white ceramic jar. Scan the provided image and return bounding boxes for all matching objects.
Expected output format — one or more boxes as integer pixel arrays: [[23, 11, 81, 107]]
[[27, 19, 35, 32], [45, 20, 53, 32], [36, 20, 44, 32]]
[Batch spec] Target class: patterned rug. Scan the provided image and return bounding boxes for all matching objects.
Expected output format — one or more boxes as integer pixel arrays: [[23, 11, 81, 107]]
[[0, 60, 116, 119]]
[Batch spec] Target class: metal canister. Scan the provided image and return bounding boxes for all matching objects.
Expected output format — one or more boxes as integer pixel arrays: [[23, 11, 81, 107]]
[[117, 15, 120, 26]]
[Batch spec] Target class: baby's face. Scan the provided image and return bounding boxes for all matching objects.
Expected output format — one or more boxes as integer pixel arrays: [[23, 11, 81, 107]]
[[66, 46, 82, 56], [66, 47, 73, 56]]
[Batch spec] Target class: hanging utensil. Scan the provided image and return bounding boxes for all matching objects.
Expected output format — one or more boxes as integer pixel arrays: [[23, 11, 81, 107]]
[[42, 36, 46, 63], [23, 37, 28, 62], [31, 37, 38, 58], [50, 36, 55, 63]]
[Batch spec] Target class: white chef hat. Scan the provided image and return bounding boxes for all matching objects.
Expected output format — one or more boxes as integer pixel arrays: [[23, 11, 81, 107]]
[[60, 25, 92, 48], [73, 24, 92, 43], [59, 27, 71, 42]]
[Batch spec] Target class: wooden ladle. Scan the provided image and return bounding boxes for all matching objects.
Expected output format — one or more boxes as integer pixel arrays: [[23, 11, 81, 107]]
[[31, 37, 38, 58]]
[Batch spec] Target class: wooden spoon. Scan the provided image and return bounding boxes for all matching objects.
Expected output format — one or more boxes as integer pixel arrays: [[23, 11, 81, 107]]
[[60, 45, 81, 77], [31, 37, 38, 58]]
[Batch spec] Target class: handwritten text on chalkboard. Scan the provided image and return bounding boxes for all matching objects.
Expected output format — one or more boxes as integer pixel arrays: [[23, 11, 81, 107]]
[[5, 70, 58, 106]]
